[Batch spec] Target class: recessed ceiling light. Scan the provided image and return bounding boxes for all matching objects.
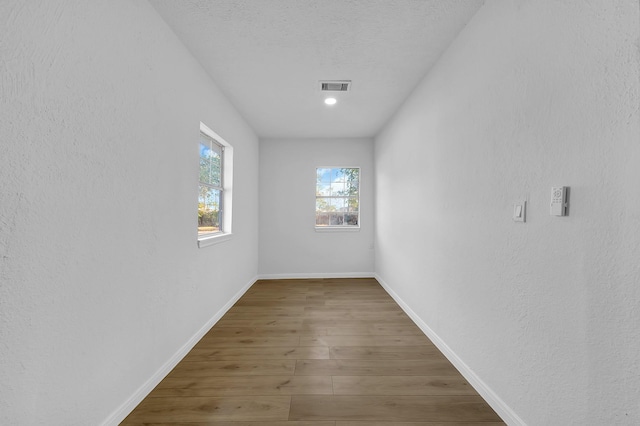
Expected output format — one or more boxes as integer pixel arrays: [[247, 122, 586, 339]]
[[324, 97, 337, 105]]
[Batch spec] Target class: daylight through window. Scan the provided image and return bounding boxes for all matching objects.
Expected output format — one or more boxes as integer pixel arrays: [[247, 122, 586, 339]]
[[198, 132, 223, 237], [316, 167, 360, 227]]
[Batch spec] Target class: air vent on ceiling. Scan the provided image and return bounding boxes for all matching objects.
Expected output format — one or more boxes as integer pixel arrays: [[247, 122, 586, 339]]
[[320, 80, 351, 92]]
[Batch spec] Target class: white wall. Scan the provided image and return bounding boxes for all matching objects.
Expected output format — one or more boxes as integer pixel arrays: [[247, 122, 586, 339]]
[[375, 1, 640, 425], [0, 1, 259, 425], [259, 138, 374, 277]]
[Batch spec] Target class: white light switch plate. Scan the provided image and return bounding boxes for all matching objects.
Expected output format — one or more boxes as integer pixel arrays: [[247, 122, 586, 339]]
[[513, 201, 526, 222]]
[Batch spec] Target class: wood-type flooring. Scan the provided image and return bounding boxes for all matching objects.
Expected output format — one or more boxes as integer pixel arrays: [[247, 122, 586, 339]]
[[122, 278, 504, 425]]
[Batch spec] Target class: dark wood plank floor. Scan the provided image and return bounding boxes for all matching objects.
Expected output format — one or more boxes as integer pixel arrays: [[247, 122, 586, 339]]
[[121, 278, 504, 425]]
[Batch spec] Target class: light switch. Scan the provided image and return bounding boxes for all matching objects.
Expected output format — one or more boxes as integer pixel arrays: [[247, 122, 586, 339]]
[[513, 201, 526, 222]]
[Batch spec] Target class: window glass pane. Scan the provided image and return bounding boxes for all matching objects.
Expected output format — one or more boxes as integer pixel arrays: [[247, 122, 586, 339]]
[[330, 182, 346, 196], [209, 147, 221, 187], [316, 212, 330, 226], [316, 182, 330, 196], [198, 186, 220, 235], [316, 198, 331, 212], [317, 168, 331, 184], [347, 180, 359, 196], [200, 135, 222, 187], [329, 213, 344, 226], [330, 197, 347, 211], [345, 213, 358, 226], [332, 168, 345, 182], [347, 198, 359, 212], [199, 142, 212, 184]]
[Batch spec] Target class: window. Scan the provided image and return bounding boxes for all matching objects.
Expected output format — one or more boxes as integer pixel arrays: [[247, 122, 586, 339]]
[[198, 123, 233, 247], [316, 167, 360, 228]]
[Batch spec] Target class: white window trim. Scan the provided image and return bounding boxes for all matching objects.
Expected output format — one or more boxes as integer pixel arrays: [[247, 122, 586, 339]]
[[315, 226, 360, 233], [198, 232, 233, 248], [198, 122, 233, 248], [315, 166, 361, 232]]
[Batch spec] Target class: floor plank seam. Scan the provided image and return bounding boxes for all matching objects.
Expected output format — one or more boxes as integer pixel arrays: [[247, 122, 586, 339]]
[[121, 278, 505, 424]]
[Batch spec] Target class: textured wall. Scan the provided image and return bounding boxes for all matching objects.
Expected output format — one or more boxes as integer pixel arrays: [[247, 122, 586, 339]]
[[0, 1, 259, 424], [375, 0, 640, 424], [259, 138, 375, 277]]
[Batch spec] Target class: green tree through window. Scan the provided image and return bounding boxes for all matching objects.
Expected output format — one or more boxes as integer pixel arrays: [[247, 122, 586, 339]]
[[199, 133, 223, 236], [316, 167, 360, 227]]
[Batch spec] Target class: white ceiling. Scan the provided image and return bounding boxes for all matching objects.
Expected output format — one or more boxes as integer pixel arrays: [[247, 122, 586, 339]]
[[149, 0, 485, 139]]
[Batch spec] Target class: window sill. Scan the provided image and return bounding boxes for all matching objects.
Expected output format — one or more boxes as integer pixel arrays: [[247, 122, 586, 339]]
[[315, 226, 360, 233], [198, 233, 233, 248]]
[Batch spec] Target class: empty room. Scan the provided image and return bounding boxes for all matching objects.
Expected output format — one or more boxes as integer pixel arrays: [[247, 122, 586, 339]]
[[1, 0, 639, 425]]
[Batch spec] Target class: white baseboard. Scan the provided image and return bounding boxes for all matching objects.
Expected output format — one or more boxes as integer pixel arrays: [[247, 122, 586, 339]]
[[257, 272, 375, 280], [100, 275, 258, 426], [374, 273, 526, 426]]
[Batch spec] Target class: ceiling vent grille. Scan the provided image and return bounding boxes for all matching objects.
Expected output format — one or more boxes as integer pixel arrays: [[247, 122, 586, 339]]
[[320, 80, 351, 92]]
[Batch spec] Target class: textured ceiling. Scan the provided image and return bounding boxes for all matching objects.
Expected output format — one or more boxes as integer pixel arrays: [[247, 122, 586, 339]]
[[149, 0, 485, 138]]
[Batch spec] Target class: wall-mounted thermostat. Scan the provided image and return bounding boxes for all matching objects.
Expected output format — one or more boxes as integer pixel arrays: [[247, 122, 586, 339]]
[[550, 186, 568, 216]]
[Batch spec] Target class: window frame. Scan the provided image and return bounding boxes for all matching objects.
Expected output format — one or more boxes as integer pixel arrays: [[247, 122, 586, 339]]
[[315, 166, 361, 232], [198, 122, 233, 248]]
